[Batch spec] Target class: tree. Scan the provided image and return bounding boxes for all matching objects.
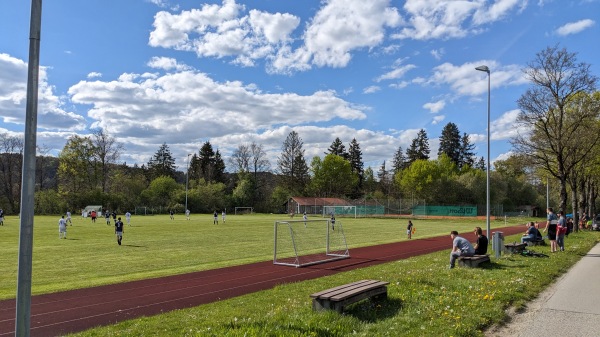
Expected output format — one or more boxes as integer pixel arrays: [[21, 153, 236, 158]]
[[458, 133, 476, 169], [396, 155, 458, 202], [0, 133, 23, 213], [406, 129, 430, 164], [58, 135, 96, 197], [141, 176, 180, 207], [91, 128, 123, 193], [147, 143, 176, 180], [392, 146, 406, 174], [198, 141, 216, 182], [438, 122, 461, 166], [230, 143, 251, 174], [347, 138, 364, 197], [277, 131, 309, 193], [309, 154, 356, 197], [512, 45, 599, 214], [326, 137, 348, 159]]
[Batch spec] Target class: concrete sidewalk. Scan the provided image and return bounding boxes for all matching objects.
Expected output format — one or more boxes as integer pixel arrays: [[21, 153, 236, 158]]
[[512, 243, 600, 337]]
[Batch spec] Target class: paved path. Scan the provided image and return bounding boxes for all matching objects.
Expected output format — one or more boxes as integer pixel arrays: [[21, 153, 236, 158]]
[[0, 226, 524, 337], [504, 242, 600, 337]]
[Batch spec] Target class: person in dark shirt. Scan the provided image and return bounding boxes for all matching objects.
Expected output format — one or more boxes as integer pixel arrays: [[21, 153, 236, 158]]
[[115, 217, 124, 245], [473, 227, 488, 255]]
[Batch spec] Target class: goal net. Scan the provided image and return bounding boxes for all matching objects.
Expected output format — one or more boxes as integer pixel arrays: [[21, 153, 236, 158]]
[[234, 207, 253, 215], [322, 205, 357, 218], [273, 219, 349, 267]]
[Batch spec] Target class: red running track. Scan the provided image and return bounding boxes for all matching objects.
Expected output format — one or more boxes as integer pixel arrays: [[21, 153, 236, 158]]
[[0, 225, 524, 336]]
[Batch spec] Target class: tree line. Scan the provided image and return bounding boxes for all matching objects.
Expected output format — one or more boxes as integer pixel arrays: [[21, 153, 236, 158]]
[[0, 45, 598, 219]]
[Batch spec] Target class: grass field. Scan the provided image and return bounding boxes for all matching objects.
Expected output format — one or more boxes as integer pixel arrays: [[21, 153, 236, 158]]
[[2, 214, 599, 336], [2, 213, 529, 300]]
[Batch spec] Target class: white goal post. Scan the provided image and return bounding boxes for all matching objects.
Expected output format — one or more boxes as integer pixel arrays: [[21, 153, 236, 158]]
[[322, 205, 357, 218], [273, 219, 349, 268], [234, 207, 253, 215]]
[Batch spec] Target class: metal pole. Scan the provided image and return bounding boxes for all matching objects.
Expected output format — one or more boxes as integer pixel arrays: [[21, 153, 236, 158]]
[[475, 65, 491, 239], [16, 1, 42, 335], [486, 70, 491, 240]]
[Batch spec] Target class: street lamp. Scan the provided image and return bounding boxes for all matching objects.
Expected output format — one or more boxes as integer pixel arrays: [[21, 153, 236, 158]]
[[475, 65, 491, 240], [185, 153, 192, 213]]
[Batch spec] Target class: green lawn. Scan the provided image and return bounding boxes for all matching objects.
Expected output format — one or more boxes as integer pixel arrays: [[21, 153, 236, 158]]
[[2, 213, 527, 300]]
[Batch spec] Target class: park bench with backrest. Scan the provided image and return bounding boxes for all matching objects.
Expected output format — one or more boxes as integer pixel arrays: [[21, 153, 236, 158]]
[[310, 279, 389, 313]]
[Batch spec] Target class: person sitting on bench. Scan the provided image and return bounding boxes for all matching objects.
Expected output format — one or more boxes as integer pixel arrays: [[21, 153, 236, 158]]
[[521, 221, 537, 244], [473, 227, 488, 255], [449, 231, 475, 269]]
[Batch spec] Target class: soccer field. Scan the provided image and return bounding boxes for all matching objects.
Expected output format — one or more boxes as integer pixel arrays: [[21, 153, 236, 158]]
[[0, 213, 524, 300]]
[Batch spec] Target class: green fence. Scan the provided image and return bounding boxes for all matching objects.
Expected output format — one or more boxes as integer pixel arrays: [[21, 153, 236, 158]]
[[412, 205, 478, 217]]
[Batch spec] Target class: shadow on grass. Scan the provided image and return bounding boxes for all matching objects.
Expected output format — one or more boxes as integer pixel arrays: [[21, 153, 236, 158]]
[[344, 297, 403, 322], [121, 244, 146, 248]]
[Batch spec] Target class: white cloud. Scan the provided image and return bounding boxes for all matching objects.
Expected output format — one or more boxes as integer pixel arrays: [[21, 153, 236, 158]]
[[430, 48, 444, 60], [87, 72, 102, 79], [423, 100, 446, 113], [0, 53, 85, 131], [363, 86, 381, 94], [67, 69, 367, 163], [147, 56, 192, 71], [376, 62, 417, 82], [428, 61, 526, 96], [394, 0, 528, 40], [432, 115, 446, 125], [555, 19, 595, 36]]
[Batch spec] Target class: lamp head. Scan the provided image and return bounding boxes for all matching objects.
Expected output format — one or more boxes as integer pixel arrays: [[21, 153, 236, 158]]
[[475, 65, 490, 73]]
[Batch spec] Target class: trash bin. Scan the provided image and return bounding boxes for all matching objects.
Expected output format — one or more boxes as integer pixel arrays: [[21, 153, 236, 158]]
[[492, 231, 504, 259]]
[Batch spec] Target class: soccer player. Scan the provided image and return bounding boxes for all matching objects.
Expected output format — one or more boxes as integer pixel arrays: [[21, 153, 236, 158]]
[[170, 210, 175, 220], [66, 211, 72, 225], [105, 211, 111, 225], [0, 208, 4, 226], [185, 209, 190, 220], [222, 210, 226, 223], [115, 217, 124, 245], [213, 210, 218, 224], [125, 211, 132, 226], [330, 213, 335, 231], [58, 215, 67, 239]]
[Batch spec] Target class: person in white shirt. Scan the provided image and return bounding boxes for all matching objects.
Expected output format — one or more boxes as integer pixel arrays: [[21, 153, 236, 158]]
[[66, 211, 72, 225], [58, 215, 67, 239], [125, 211, 132, 226], [222, 210, 226, 223], [185, 209, 190, 220]]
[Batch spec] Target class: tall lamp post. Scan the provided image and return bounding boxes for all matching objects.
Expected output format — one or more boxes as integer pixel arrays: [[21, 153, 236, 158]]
[[475, 65, 491, 239], [185, 153, 192, 212]]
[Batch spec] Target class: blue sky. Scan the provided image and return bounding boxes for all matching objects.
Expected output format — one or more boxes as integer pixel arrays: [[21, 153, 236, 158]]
[[1, 0, 599, 172]]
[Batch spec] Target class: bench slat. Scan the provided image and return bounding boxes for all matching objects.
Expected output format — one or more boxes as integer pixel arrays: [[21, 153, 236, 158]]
[[310, 280, 380, 299], [329, 282, 389, 301]]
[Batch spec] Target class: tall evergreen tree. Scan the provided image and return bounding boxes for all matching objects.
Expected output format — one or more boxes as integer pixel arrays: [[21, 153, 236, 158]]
[[406, 129, 430, 164], [147, 143, 176, 180], [348, 138, 364, 198], [277, 131, 309, 193], [474, 157, 486, 170], [326, 137, 348, 159], [438, 122, 461, 166], [213, 149, 226, 183], [459, 132, 476, 169], [198, 141, 215, 182], [392, 146, 406, 173]]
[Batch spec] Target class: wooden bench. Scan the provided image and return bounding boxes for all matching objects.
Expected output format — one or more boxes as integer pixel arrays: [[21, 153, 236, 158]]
[[458, 255, 490, 268], [310, 279, 389, 313]]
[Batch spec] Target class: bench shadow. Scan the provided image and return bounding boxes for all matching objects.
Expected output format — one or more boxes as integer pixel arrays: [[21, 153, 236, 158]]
[[343, 297, 403, 322]]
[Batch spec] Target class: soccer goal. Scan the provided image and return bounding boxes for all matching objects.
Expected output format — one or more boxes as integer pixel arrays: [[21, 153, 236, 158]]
[[322, 205, 357, 218], [234, 207, 254, 215], [273, 219, 349, 267]]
